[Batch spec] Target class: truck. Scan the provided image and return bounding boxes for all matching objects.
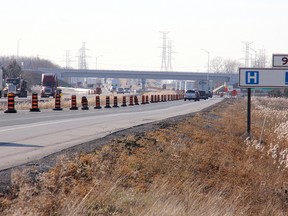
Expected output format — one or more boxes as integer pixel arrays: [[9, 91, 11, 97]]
[[41, 73, 59, 98], [3, 77, 28, 98]]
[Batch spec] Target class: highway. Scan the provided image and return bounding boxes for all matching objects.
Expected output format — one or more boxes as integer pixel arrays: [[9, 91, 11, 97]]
[[0, 97, 223, 171]]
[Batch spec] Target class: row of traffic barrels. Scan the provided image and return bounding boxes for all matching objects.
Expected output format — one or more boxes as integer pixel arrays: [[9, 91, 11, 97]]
[[3, 93, 184, 113]]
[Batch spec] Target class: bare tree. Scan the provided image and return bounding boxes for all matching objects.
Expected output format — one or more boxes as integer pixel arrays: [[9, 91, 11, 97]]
[[210, 56, 224, 73], [223, 59, 242, 74]]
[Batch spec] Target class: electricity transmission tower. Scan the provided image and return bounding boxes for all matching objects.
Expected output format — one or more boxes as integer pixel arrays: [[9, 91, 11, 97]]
[[64, 50, 72, 69], [242, 41, 253, 67], [78, 42, 88, 69], [160, 31, 169, 71], [167, 40, 173, 71]]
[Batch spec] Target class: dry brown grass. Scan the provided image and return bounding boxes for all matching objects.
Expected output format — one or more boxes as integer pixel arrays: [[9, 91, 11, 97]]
[[1, 97, 288, 215]]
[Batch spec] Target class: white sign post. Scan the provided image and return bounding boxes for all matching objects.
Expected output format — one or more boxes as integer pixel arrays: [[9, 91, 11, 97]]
[[273, 54, 288, 67]]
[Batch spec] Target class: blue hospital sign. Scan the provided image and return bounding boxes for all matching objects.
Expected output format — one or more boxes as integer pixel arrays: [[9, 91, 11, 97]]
[[245, 71, 259, 85]]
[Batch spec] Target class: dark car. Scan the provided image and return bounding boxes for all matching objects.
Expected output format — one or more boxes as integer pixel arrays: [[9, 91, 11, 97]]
[[208, 90, 213, 98], [198, 90, 208, 100], [116, 88, 125, 94]]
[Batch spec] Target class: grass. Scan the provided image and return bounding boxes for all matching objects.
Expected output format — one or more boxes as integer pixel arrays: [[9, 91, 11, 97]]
[[1, 97, 288, 215]]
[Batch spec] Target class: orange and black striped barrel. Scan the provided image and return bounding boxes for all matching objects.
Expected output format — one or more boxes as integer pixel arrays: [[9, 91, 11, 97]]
[[70, 95, 78, 110], [81, 96, 89, 110], [146, 95, 149, 104], [94, 95, 102, 109], [129, 96, 134, 106], [4, 93, 17, 113], [121, 96, 127, 107], [105, 96, 111, 108], [141, 95, 146, 104], [113, 96, 119, 108], [53, 93, 63, 111], [134, 96, 139, 105], [30, 92, 40, 112]]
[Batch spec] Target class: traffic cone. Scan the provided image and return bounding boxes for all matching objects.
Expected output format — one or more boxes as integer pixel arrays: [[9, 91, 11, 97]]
[[30, 92, 40, 112], [70, 95, 78, 110], [4, 93, 17, 113], [113, 96, 119, 108], [121, 96, 127, 107], [81, 96, 89, 110], [53, 93, 63, 111], [105, 96, 111, 108], [94, 95, 102, 109]]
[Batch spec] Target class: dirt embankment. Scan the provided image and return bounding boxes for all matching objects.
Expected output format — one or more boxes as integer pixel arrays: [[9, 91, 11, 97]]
[[1, 98, 288, 215]]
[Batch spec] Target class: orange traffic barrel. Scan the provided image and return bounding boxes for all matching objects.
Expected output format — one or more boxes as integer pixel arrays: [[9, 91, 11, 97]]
[[4, 93, 17, 113], [70, 95, 78, 110], [121, 96, 127, 107], [30, 92, 40, 112], [134, 96, 139, 105], [53, 93, 63, 111], [150, 95, 154, 103], [141, 95, 146, 104], [129, 96, 134, 106], [81, 96, 89, 110], [94, 95, 102, 109], [105, 96, 111, 108], [113, 96, 119, 108]]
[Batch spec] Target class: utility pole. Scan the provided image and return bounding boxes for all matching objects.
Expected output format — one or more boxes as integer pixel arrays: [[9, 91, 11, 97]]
[[160, 31, 169, 71], [242, 41, 253, 67]]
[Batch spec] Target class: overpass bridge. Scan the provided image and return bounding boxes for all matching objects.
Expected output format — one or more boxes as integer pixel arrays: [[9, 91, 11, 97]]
[[32, 68, 231, 82], [25, 68, 238, 89]]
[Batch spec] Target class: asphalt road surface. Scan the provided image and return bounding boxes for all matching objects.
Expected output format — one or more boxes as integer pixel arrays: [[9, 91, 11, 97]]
[[0, 97, 223, 171]]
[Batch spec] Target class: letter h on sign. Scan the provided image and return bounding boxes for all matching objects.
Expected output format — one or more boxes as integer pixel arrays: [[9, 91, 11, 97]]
[[245, 71, 259, 85]]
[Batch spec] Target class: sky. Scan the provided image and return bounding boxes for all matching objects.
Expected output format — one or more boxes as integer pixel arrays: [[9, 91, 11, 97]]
[[1, 0, 287, 72]]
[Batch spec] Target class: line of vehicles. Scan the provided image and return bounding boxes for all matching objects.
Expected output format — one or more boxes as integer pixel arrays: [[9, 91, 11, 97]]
[[0, 70, 61, 98], [184, 89, 213, 101]]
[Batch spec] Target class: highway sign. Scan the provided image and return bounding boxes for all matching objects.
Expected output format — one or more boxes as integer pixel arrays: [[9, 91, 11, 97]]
[[239, 68, 288, 88], [273, 54, 288, 67]]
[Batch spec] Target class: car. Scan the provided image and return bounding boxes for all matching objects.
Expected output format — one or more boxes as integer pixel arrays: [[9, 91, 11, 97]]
[[124, 88, 131, 93], [184, 89, 200, 101], [198, 90, 209, 100], [116, 87, 125, 94]]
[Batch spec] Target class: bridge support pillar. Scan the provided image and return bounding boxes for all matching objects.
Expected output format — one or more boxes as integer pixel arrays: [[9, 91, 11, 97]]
[[141, 79, 146, 90]]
